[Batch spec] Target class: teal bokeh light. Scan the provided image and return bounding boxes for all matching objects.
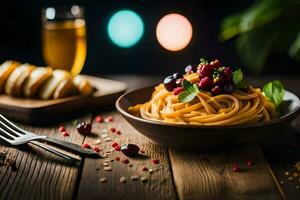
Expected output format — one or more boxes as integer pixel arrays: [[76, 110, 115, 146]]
[[107, 10, 144, 48]]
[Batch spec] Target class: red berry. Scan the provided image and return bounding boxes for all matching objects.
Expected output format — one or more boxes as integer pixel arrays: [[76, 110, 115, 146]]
[[116, 130, 121, 135], [199, 64, 214, 77], [121, 158, 129, 164], [198, 77, 212, 90], [77, 122, 92, 135], [211, 85, 222, 96], [95, 116, 103, 123], [115, 156, 120, 161], [173, 87, 184, 95], [62, 131, 69, 137], [114, 146, 121, 151], [105, 116, 113, 122], [82, 143, 91, 149], [58, 126, 65, 132], [223, 67, 232, 81], [93, 147, 101, 153], [111, 142, 119, 147], [142, 166, 148, 171], [110, 128, 116, 132], [247, 161, 254, 167], [210, 59, 221, 69], [152, 159, 159, 164], [140, 150, 145, 154]]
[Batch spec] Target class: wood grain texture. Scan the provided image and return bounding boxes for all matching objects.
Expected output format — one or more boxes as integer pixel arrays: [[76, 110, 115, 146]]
[[0, 115, 91, 200], [169, 144, 283, 200], [77, 112, 177, 200]]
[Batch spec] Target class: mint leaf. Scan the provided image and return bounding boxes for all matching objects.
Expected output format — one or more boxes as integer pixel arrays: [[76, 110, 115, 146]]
[[182, 79, 193, 90], [263, 80, 285, 107], [233, 68, 243, 85], [233, 68, 249, 89], [179, 80, 200, 103], [178, 91, 197, 103]]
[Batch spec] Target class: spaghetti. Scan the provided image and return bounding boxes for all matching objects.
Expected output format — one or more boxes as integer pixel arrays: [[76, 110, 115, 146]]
[[129, 61, 277, 126]]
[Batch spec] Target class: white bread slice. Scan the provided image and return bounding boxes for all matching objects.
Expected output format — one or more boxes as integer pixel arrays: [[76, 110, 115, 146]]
[[38, 70, 71, 99], [23, 67, 53, 98], [53, 78, 76, 99], [0, 60, 21, 92], [73, 75, 93, 95], [5, 64, 35, 96]]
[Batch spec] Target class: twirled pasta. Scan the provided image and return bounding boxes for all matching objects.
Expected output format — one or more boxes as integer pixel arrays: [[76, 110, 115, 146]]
[[129, 72, 277, 125]]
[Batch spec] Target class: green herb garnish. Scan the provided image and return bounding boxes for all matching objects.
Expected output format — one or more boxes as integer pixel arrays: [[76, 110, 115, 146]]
[[262, 80, 285, 107], [233, 68, 248, 89], [178, 80, 200, 103], [199, 58, 208, 65]]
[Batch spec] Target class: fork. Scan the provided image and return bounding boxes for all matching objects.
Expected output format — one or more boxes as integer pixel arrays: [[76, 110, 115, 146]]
[[0, 125, 81, 163], [0, 114, 97, 160]]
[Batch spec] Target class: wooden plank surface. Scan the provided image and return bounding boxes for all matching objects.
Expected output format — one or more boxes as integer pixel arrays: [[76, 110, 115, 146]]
[[77, 112, 177, 200], [169, 145, 283, 200], [0, 115, 91, 200]]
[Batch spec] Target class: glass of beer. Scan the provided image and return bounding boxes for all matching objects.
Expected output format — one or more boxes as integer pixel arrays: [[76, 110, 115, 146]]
[[41, 5, 87, 76]]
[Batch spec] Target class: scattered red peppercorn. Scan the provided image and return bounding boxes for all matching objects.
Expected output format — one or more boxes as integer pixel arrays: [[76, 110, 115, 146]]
[[95, 116, 103, 123], [58, 126, 65, 132], [152, 159, 160, 165], [82, 143, 91, 149], [247, 161, 254, 167], [93, 147, 101, 153], [233, 164, 241, 172], [121, 158, 129, 164], [110, 128, 116, 132], [114, 146, 121, 151], [140, 150, 145, 154], [105, 116, 113, 123], [115, 156, 120, 161], [142, 166, 148, 171], [111, 142, 119, 147], [116, 130, 121, 135], [62, 131, 69, 137]]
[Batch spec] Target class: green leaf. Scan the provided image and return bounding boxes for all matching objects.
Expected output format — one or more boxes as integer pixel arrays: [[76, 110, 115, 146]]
[[179, 80, 200, 103], [199, 58, 208, 65], [289, 32, 300, 61], [178, 91, 197, 103], [236, 22, 278, 74], [263, 80, 285, 107], [233, 68, 243, 85], [181, 79, 193, 91]]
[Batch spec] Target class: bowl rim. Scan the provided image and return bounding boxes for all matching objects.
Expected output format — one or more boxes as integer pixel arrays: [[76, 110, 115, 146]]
[[116, 86, 300, 130]]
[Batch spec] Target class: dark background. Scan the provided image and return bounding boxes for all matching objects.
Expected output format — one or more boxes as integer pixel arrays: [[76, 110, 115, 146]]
[[0, 0, 298, 75]]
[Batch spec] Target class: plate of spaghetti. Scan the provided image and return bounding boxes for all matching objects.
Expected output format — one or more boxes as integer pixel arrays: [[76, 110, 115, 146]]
[[116, 58, 300, 150]]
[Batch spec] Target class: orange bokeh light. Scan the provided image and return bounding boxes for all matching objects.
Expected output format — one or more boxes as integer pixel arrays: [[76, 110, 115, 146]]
[[156, 13, 193, 51]]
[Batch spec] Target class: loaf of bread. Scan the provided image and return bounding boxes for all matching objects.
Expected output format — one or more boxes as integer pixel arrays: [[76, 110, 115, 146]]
[[0, 60, 93, 99]]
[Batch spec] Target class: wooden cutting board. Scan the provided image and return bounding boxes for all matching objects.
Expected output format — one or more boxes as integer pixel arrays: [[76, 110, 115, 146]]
[[0, 75, 127, 125]]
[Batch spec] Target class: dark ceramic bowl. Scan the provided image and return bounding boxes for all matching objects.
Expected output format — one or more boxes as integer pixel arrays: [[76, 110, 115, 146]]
[[116, 87, 300, 151]]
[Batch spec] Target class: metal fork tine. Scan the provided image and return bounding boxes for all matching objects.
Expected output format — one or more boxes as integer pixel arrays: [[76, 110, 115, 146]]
[[0, 114, 26, 134], [0, 127, 17, 138], [0, 135, 13, 143], [0, 120, 22, 137]]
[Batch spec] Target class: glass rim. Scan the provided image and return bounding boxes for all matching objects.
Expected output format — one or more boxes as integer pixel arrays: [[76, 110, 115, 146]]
[[42, 5, 85, 21]]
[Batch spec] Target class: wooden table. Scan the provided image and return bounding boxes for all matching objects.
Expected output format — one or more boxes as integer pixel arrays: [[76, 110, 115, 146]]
[[0, 75, 300, 200]]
